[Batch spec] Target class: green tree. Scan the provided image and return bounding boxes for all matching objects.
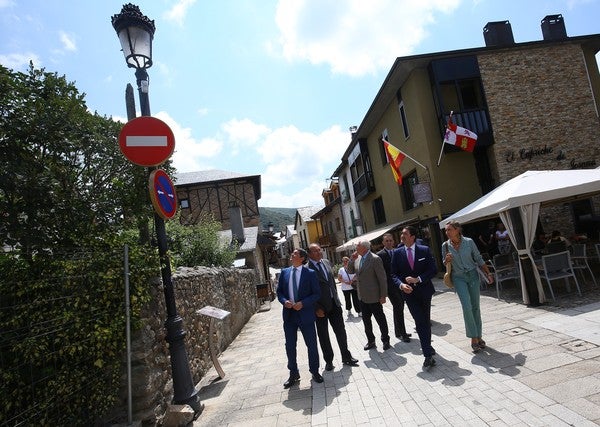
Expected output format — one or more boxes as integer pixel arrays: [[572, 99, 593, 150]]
[[167, 213, 239, 268], [0, 63, 150, 258], [0, 63, 156, 424]]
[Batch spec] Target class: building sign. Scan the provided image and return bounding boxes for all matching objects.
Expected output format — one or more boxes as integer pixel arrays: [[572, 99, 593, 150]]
[[412, 183, 433, 204], [504, 144, 596, 169]]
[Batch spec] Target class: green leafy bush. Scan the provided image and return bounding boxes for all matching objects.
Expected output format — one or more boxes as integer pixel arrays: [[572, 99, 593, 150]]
[[167, 213, 239, 268]]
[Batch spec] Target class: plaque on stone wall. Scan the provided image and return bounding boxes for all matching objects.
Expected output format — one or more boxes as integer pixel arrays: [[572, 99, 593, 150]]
[[197, 305, 231, 320]]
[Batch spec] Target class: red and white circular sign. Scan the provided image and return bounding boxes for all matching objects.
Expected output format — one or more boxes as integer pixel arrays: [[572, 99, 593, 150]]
[[119, 116, 175, 167]]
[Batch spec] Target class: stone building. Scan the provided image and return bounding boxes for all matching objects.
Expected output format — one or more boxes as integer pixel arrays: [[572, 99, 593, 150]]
[[333, 15, 600, 264], [174, 170, 272, 283], [311, 179, 346, 263]]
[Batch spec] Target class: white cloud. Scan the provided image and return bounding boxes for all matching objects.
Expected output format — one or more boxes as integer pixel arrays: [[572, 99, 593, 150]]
[[222, 118, 271, 144], [0, 52, 40, 70], [273, 0, 461, 77], [166, 114, 348, 208], [0, 0, 15, 8], [59, 31, 76, 52], [156, 111, 222, 173], [163, 0, 197, 26]]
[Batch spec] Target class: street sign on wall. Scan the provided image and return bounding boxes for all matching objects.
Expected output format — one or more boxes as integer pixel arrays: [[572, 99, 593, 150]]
[[149, 169, 178, 220], [119, 116, 175, 166]]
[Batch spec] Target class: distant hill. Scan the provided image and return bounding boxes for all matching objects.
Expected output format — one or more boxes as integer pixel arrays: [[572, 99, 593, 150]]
[[259, 207, 296, 233]]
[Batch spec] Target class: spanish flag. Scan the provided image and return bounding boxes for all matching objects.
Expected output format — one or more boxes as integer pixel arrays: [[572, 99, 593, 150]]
[[382, 137, 406, 185]]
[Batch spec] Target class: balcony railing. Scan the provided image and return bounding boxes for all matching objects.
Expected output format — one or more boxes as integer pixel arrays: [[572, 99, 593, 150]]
[[441, 109, 490, 136], [352, 172, 375, 201]]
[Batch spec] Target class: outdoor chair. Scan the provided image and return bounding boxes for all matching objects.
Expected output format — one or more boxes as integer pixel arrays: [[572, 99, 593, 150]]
[[479, 252, 494, 289], [539, 251, 581, 301], [546, 240, 567, 254], [571, 244, 597, 287], [492, 253, 520, 300]]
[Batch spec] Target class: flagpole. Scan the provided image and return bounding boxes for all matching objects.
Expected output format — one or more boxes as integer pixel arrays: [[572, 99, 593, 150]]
[[436, 111, 452, 167], [382, 137, 427, 170], [399, 149, 428, 171]]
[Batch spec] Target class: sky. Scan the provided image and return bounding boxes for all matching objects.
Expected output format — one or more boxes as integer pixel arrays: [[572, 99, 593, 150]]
[[1, 0, 599, 209]]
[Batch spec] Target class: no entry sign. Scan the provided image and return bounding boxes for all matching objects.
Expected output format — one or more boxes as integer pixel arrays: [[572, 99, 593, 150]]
[[149, 169, 178, 220], [119, 116, 175, 167]]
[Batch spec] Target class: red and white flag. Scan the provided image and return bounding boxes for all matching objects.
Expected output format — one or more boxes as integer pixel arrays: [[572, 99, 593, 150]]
[[443, 123, 478, 152]]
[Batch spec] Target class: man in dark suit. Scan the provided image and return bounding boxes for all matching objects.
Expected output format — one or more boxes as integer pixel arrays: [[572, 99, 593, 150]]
[[307, 244, 359, 371], [377, 233, 411, 343], [347, 240, 390, 351], [277, 248, 323, 388], [391, 226, 438, 370]]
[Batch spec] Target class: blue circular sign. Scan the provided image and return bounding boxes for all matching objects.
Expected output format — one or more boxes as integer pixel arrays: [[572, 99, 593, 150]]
[[149, 169, 178, 220]]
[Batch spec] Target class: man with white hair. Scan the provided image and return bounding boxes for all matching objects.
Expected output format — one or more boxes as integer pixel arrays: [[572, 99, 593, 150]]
[[348, 240, 390, 350]]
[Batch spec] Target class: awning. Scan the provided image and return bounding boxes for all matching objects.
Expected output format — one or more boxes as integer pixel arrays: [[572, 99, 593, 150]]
[[335, 219, 417, 252]]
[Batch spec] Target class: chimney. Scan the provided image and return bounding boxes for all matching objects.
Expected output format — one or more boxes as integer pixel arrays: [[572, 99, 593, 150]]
[[541, 14, 567, 41], [483, 20, 515, 47], [229, 203, 245, 244]]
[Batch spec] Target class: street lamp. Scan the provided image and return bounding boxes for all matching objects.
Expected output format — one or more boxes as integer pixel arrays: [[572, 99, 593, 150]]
[[112, 3, 202, 415]]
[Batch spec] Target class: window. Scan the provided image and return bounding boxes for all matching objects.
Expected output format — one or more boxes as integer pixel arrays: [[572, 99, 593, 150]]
[[398, 101, 409, 139], [180, 199, 190, 209], [372, 197, 386, 225], [402, 171, 419, 210], [379, 131, 389, 166], [342, 175, 350, 202], [335, 217, 341, 231]]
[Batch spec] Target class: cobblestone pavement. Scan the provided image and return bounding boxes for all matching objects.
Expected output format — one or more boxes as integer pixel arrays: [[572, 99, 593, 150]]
[[193, 274, 600, 426]]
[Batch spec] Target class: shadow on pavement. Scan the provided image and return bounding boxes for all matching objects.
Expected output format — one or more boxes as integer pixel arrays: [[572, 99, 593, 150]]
[[470, 346, 527, 376]]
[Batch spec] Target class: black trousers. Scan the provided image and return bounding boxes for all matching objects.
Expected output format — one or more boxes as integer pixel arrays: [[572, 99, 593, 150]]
[[403, 291, 434, 357], [342, 288, 361, 313], [361, 301, 389, 344], [315, 304, 352, 363], [387, 286, 407, 337]]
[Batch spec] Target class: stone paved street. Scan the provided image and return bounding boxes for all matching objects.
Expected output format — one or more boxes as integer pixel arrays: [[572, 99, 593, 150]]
[[193, 277, 600, 426]]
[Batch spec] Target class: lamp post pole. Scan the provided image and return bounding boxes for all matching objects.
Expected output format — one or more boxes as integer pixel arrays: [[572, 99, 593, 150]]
[[112, 3, 202, 414]]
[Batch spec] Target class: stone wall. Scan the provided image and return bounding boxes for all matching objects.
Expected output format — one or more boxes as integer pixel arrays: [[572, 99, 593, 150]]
[[478, 42, 600, 236], [123, 267, 259, 424], [478, 43, 600, 182]]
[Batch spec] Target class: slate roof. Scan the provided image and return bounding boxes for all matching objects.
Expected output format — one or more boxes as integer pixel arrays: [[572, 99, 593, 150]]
[[218, 226, 258, 252], [296, 206, 323, 222], [174, 169, 262, 200]]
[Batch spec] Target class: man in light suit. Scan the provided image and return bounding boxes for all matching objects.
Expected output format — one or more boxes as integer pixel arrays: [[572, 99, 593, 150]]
[[347, 240, 390, 350], [277, 248, 323, 388], [391, 226, 438, 370], [377, 233, 411, 343], [307, 243, 359, 371]]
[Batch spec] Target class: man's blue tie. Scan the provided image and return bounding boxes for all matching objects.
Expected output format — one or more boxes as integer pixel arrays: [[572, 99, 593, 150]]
[[292, 267, 299, 302]]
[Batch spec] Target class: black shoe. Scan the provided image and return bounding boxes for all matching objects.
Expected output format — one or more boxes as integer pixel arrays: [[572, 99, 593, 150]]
[[382, 341, 391, 350], [431, 347, 436, 356], [396, 332, 412, 338], [312, 372, 324, 383], [324, 362, 334, 371], [364, 342, 376, 350], [342, 357, 359, 366], [400, 334, 411, 343], [283, 373, 300, 388], [423, 356, 436, 370]]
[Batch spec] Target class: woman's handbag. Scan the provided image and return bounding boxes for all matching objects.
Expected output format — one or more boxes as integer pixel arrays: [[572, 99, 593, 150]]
[[443, 242, 454, 288]]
